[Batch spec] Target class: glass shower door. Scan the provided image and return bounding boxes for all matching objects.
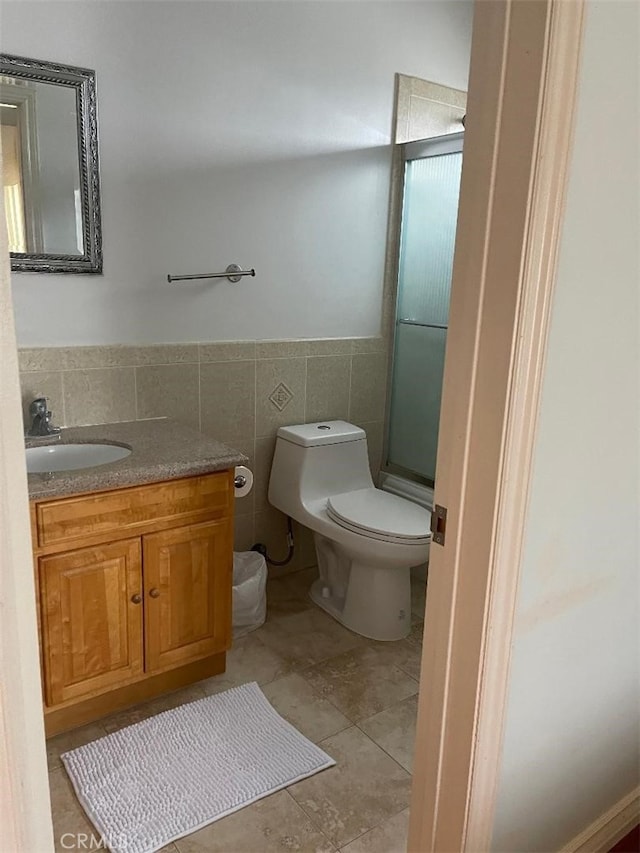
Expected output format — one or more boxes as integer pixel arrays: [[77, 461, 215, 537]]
[[386, 134, 463, 484]]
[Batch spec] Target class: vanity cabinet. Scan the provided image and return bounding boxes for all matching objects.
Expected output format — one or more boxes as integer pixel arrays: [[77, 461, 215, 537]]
[[31, 471, 234, 735]]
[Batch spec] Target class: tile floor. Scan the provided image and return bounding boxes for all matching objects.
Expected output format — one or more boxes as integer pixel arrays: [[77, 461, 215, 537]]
[[46, 566, 428, 852]]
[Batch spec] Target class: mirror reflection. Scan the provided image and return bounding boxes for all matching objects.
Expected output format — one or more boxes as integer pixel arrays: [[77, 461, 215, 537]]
[[0, 54, 102, 273], [1, 77, 82, 255]]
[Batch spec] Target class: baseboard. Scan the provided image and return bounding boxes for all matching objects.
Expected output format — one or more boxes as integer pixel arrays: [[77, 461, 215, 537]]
[[44, 653, 226, 736], [560, 787, 640, 853]]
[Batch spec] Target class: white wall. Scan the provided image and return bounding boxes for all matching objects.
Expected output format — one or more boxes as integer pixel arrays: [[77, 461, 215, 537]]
[[0, 0, 472, 346], [492, 2, 640, 850]]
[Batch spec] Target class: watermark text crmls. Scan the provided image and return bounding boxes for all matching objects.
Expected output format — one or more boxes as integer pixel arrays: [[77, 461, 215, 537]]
[[59, 832, 129, 850]]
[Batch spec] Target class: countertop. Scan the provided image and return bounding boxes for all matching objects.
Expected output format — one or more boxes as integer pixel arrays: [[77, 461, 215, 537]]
[[26, 419, 248, 500]]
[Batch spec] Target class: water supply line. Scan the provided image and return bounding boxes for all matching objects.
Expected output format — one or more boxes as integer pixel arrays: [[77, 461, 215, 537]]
[[252, 516, 295, 567]]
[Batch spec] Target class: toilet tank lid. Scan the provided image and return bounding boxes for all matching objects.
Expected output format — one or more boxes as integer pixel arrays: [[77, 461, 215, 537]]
[[277, 421, 366, 447]]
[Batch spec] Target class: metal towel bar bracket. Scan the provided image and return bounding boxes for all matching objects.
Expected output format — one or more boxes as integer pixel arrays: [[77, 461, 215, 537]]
[[167, 264, 256, 284]]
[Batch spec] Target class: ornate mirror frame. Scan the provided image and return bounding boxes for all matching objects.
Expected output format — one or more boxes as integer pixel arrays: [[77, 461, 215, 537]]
[[0, 53, 103, 274]]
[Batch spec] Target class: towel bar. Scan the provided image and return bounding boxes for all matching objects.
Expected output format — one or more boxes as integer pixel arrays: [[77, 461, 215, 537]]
[[167, 264, 256, 284]]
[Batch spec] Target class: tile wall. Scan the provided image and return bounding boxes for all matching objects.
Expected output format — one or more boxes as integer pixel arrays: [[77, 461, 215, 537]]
[[19, 337, 390, 575]]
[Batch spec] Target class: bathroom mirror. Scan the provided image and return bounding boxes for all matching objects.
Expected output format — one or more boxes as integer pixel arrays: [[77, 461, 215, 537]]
[[0, 53, 102, 273]]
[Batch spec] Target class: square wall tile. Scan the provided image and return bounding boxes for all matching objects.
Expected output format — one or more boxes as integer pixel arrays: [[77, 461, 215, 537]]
[[294, 521, 318, 571], [254, 435, 276, 512], [200, 360, 255, 444], [351, 337, 388, 354], [307, 338, 353, 356], [131, 344, 198, 365], [135, 363, 199, 429], [253, 506, 293, 568], [63, 368, 136, 426], [305, 355, 351, 423], [234, 514, 255, 552], [349, 353, 388, 424], [20, 371, 64, 429], [199, 341, 256, 362], [356, 421, 386, 479], [19, 348, 65, 373], [61, 345, 139, 369], [255, 340, 309, 359], [253, 509, 316, 577], [256, 358, 306, 437]]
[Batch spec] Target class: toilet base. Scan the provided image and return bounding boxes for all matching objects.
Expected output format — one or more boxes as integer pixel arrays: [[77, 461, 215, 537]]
[[311, 534, 412, 641]]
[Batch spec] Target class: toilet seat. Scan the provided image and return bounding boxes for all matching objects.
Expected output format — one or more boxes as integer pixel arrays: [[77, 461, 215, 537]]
[[327, 488, 431, 545]]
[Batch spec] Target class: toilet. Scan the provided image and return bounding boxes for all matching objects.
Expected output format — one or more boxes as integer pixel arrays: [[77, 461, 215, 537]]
[[268, 420, 432, 641]]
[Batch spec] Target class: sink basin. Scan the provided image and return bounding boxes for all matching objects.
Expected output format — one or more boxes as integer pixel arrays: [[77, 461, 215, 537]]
[[26, 443, 131, 474]]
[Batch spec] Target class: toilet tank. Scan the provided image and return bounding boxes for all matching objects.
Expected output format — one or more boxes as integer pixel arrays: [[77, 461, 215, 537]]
[[269, 421, 375, 517]]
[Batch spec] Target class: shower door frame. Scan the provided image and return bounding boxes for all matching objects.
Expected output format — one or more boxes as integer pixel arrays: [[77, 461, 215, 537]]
[[383, 131, 464, 489]]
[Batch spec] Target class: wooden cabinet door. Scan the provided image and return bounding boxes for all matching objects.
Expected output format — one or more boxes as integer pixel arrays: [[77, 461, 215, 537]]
[[143, 519, 232, 674], [40, 539, 144, 706]]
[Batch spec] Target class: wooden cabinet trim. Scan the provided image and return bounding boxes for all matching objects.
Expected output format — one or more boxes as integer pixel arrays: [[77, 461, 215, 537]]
[[34, 471, 233, 551]]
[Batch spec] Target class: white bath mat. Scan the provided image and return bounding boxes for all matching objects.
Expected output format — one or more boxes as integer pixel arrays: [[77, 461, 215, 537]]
[[62, 682, 335, 853]]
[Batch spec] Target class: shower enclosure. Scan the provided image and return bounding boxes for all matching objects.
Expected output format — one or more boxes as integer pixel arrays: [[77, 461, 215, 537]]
[[383, 132, 464, 491]]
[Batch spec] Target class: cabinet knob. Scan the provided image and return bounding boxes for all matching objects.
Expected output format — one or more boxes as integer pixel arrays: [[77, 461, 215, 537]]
[[131, 593, 142, 604], [149, 588, 161, 598]]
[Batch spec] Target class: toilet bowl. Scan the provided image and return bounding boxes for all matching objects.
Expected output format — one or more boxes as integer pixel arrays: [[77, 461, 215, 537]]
[[268, 420, 431, 641]]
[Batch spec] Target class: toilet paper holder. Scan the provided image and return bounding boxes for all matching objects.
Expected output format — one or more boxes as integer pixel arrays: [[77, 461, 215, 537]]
[[233, 465, 253, 498]]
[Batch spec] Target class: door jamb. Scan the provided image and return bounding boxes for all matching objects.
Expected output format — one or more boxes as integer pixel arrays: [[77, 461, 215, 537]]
[[408, 1, 585, 850]]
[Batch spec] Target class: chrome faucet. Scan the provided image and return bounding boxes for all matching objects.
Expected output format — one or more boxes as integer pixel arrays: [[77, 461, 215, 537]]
[[26, 397, 61, 438]]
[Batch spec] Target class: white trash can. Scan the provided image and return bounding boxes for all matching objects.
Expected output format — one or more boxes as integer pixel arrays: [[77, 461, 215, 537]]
[[232, 551, 267, 638]]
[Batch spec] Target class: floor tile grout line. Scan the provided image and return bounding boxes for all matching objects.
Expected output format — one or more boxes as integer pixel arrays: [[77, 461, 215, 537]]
[[280, 788, 338, 850], [353, 719, 415, 776], [354, 688, 420, 727], [295, 666, 366, 725], [394, 663, 421, 685], [287, 734, 410, 852], [336, 803, 412, 851], [314, 721, 406, 762], [284, 783, 341, 849]]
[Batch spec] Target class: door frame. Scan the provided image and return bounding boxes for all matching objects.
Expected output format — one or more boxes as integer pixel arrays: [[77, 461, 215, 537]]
[[0, 176, 54, 848], [408, 0, 585, 850]]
